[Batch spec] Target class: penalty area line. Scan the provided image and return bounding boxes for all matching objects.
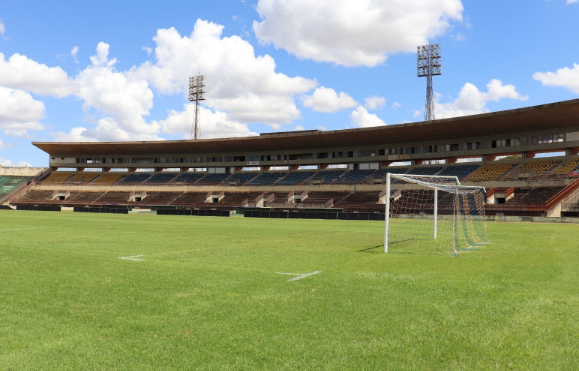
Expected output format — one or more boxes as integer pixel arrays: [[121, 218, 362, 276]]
[[276, 271, 322, 281], [0, 227, 48, 232], [118, 255, 144, 261]]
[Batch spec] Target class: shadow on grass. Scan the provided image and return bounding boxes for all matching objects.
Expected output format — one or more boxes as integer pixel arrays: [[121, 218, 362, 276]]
[[357, 244, 414, 254]]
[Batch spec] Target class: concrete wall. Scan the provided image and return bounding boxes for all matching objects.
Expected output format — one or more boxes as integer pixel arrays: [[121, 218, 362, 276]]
[[0, 166, 47, 176], [30, 177, 573, 194]]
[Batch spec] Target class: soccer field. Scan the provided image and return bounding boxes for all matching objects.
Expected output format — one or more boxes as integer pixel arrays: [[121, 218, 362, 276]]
[[1, 210, 578, 370]]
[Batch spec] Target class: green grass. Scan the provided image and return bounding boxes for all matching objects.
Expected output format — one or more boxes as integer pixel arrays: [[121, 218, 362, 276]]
[[1, 210, 578, 370]]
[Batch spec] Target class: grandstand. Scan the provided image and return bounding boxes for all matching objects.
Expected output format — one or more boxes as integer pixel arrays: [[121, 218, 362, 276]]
[[3, 98, 579, 218], [0, 175, 33, 200]]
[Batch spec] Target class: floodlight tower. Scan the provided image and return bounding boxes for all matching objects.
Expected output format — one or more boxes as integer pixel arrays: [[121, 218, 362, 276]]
[[188, 74, 206, 140], [417, 43, 441, 122]]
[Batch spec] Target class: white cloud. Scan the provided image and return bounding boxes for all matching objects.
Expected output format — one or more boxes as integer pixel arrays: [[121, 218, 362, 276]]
[[52, 119, 161, 143], [0, 134, 3, 149], [532, 63, 579, 94], [134, 20, 317, 126], [3, 20, 319, 143], [350, 106, 386, 128], [364, 95, 386, 110], [392, 102, 401, 110], [413, 110, 422, 118], [294, 125, 304, 131], [71, 46, 79, 64], [253, 0, 463, 67], [52, 42, 161, 143], [90, 42, 118, 67], [142, 46, 153, 56], [546, 0, 577, 4], [436, 79, 528, 119], [0, 157, 33, 167], [452, 32, 466, 41], [302, 87, 357, 112], [0, 53, 77, 97], [0, 19, 5, 37], [0, 86, 45, 136], [157, 103, 256, 139], [71, 42, 160, 141]]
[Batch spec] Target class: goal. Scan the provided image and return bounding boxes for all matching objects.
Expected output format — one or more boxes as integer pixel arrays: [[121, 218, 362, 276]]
[[384, 173, 490, 255]]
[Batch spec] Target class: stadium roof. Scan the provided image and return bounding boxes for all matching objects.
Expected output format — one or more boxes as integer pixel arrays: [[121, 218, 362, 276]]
[[34, 98, 579, 156]]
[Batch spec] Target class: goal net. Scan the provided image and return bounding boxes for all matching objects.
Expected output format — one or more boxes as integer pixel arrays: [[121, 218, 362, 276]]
[[384, 173, 490, 255]]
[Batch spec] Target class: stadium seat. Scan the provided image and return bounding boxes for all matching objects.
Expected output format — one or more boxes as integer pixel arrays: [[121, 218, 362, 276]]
[[117, 173, 152, 186], [307, 170, 345, 185], [552, 159, 579, 176], [173, 173, 205, 184], [438, 164, 480, 179], [69, 172, 101, 184], [465, 163, 517, 182], [405, 167, 442, 176], [195, 173, 230, 186], [227, 172, 258, 185], [275, 171, 314, 186], [143, 173, 177, 185], [42, 172, 75, 184], [245, 172, 287, 186], [333, 170, 376, 184], [369, 168, 409, 183], [0, 176, 33, 199], [91, 173, 125, 185], [505, 160, 559, 180]]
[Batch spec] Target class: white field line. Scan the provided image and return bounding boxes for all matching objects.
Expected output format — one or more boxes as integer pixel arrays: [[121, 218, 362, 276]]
[[118, 255, 144, 261], [0, 227, 44, 232], [276, 271, 322, 281]]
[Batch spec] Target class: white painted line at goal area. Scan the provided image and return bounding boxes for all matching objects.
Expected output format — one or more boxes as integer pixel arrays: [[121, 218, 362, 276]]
[[276, 271, 322, 281], [118, 255, 144, 261], [0, 227, 45, 232]]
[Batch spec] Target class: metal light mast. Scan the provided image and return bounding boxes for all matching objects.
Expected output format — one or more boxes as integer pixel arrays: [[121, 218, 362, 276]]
[[188, 74, 206, 140], [417, 43, 441, 122]]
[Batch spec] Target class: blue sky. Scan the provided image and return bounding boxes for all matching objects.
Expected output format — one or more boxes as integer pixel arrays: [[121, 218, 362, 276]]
[[0, 0, 578, 167]]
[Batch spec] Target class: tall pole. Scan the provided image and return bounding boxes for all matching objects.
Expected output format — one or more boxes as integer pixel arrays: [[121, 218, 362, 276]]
[[188, 75, 206, 140], [417, 43, 441, 122], [425, 69, 434, 122], [453, 186, 458, 256], [433, 188, 438, 240], [384, 173, 391, 253], [194, 97, 200, 140]]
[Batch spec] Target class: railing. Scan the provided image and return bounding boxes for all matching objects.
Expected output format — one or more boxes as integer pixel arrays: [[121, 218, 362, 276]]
[[324, 198, 334, 208], [547, 178, 579, 211], [296, 203, 327, 209], [265, 193, 276, 204], [505, 187, 515, 198], [486, 204, 547, 212], [253, 192, 268, 205]]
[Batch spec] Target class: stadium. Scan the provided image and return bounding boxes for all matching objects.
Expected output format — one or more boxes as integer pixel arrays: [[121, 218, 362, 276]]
[[2, 99, 579, 368], [2, 98, 579, 219]]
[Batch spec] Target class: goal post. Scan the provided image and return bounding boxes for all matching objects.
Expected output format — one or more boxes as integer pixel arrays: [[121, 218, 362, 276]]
[[383, 173, 490, 255]]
